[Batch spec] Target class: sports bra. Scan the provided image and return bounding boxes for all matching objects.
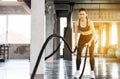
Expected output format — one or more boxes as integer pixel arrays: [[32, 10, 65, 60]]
[[78, 17, 90, 32]]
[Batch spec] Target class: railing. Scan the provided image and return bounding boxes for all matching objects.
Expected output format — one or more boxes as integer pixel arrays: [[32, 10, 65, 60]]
[[0, 44, 9, 62]]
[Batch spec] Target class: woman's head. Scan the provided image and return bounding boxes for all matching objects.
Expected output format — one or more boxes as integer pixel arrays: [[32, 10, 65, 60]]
[[78, 8, 87, 20]]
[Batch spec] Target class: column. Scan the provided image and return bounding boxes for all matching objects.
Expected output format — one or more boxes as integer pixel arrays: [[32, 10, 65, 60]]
[[30, 0, 45, 79], [45, 0, 55, 62]]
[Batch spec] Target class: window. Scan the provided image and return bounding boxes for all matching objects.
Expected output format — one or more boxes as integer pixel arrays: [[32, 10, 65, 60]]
[[0, 15, 31, 44]]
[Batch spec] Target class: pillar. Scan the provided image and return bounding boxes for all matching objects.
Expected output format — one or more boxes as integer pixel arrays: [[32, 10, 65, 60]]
[[53, 16, 60, 59], [45, 0, 55, 62], [30, 0, 45, 79], [63, 9, 72, 60]]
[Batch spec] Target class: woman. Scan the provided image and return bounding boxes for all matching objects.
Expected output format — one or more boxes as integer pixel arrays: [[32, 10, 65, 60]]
[[74, 8, 96, 79]]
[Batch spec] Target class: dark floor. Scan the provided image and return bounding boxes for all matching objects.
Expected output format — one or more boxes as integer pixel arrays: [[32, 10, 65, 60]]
[[45, 56, 120, 79], [0, 56, 120, 79]]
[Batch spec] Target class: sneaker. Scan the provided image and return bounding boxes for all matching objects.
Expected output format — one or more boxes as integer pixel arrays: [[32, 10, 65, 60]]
[[74, 70, 80, 78], [90, 71, 95, 79]]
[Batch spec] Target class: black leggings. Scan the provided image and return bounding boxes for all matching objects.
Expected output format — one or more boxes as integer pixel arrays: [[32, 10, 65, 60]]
[[76, 34, 94, 70]]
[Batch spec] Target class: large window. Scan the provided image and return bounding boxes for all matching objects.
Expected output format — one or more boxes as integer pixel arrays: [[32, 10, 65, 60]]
[[0, 15, 31, 44], [0, 15, 6, 43]]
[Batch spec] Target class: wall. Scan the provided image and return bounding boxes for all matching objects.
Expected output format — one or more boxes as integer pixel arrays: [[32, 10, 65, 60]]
[[9, 44, 30, 59]]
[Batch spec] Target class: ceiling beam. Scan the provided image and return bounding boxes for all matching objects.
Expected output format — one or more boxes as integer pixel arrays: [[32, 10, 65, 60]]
[[54, 0, 120, 4]]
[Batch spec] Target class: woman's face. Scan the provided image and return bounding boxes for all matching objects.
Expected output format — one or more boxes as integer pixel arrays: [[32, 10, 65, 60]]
[[79, 11, 87, 20]]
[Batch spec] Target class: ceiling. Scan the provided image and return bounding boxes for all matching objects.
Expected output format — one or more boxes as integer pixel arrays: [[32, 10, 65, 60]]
[[17, 0, 120, 10], [54, 0, 120, 4], [23, 0, 31, 8], [53, 0, 120, 17], [54, 0, 120, 10], [0, 1, 31, 14], [1, 0, 120, 14]]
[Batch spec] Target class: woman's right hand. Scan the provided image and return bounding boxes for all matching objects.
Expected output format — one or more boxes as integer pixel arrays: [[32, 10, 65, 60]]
[[74, 43, 78, 49], [73, 44, 78, 53]]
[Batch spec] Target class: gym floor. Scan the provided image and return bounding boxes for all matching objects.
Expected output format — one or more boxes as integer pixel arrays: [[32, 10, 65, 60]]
[[45, 56, 120, 79], [0, 56, 120, 79]]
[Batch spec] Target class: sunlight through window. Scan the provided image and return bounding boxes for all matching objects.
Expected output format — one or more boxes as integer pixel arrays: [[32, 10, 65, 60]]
[[101, 24, 106, 47], [102, 29, 106, 46], [111, 22, 117, 45]]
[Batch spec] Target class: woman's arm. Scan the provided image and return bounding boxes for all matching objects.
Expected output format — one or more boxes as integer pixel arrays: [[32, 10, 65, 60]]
[[90, 21, 96, 43], [74, 20, 79, 47], [86, 20, 96, 46]]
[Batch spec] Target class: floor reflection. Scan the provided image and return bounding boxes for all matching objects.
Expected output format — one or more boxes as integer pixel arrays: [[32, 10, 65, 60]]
[[0, 57, 120, 79], [45, 57, 120, 79], [95, 58, 120, 79], [0, 59, 30, 79]]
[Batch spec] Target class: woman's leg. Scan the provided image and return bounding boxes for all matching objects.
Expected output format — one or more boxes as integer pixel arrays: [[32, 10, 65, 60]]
[[76, 46, 83, 70], [76, 35, 85, 70], [89, 41, 95, 70]]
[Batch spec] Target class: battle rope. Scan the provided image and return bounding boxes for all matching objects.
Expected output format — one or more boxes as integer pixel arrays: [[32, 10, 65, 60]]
[[30, 34, 74, 79], [79, 45, 89, 79], [30, 34, 89, 79]]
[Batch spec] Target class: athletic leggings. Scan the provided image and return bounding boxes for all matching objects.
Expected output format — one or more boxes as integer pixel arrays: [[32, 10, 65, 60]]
[[76, 34, 94, 70]]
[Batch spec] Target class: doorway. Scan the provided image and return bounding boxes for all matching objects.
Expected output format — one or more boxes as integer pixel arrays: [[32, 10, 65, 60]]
[[60, 17, 67, 57]]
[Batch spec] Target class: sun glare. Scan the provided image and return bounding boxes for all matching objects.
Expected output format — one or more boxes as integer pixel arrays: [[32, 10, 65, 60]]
[[101, 24, 106, 47], [102, 29, 106, 46], [111, 22, 118, 45]]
